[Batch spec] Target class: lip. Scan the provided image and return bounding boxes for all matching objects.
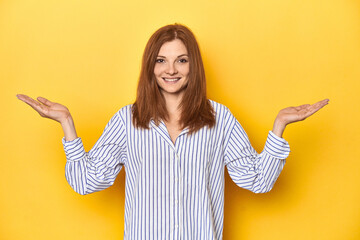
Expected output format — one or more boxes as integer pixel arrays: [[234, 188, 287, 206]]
[[162, 77, 181, 82]]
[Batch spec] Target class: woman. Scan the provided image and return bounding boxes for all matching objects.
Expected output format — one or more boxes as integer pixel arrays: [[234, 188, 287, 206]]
[[17, 24, 328, 239]]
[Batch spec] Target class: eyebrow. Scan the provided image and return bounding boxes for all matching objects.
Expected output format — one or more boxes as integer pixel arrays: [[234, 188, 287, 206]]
[[157, 54, 189, 58]]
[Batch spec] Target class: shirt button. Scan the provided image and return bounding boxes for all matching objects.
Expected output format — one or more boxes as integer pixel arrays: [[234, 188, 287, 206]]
[[175, 177, 179, 181], [175, 225, 178, 228], [175, 200, 178, 204]]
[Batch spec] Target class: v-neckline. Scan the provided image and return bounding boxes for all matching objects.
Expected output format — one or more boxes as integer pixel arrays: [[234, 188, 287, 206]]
[[150, 120, 189, 148]]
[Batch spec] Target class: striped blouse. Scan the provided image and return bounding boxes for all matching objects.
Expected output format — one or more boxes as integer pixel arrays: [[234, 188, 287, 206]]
[[63, 100, 290, 240]]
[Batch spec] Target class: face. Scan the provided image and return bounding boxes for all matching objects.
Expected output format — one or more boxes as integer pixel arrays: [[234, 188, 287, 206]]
[[154, 39, 190, 98]]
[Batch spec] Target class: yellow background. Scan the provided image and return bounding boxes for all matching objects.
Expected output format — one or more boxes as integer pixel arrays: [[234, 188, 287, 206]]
[[1, 0, 359, 239]]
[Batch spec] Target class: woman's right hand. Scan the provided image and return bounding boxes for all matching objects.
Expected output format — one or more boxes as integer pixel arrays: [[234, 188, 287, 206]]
[[17, 94, 78, 141], [16, 94, 71, 124]]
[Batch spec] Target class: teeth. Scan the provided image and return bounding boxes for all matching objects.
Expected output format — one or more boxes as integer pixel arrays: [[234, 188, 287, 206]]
[[163, 78, 180, 82]]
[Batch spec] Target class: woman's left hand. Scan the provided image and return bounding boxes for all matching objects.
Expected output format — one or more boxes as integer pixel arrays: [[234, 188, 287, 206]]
[[272, 99, 329, 137]]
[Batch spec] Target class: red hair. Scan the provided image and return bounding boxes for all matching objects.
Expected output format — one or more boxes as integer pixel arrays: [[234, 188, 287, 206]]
[[132, 23, 215, 133]]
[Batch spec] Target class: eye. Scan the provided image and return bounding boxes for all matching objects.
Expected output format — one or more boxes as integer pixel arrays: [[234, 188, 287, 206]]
[[178, 58, 188, 63], [156, 58, 164, 63]]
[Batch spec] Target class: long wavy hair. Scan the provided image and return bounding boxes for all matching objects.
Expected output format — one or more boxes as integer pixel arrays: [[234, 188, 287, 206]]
[[132, 23, 215, 134]]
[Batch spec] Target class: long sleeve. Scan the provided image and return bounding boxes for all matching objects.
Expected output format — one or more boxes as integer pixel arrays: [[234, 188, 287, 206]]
[[224, 112, 290, 194], [62, 112, 127, 195]]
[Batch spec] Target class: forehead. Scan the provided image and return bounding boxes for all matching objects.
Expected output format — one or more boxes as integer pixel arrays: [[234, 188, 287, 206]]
[[158, 39, 188, 56]]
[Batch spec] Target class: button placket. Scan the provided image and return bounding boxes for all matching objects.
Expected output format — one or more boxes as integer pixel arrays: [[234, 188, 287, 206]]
[[174, 135, 185, 239], [171, 150, 180, 237]]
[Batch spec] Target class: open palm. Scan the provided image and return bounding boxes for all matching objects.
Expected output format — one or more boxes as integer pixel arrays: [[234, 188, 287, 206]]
[[17, 94, 71, 123], [277, 99, 329, 125]]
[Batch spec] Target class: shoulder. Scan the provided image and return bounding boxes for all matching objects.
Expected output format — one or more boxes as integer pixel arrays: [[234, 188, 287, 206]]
[[207, 99, 238, 132], [208, 99, 233, 118], [105, 104, 133, 127], [114, 104, 133, 118]]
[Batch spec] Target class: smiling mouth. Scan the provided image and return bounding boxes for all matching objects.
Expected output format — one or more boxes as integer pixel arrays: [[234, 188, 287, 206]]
[[162, 77, 181, 82]]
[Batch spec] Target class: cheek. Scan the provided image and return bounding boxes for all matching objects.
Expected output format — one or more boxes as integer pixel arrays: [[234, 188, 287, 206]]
[[178, 64, 190, 76], [153, 65, 161, 76], [184, 67, 190, 77]]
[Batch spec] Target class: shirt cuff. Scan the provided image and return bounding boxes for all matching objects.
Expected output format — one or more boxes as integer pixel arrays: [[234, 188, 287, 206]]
[[263, 131, 290, 159], [62, 137, 86, 161]]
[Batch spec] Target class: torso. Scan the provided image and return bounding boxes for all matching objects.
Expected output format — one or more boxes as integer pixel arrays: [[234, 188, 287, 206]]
[[120, 101, 229, 240]]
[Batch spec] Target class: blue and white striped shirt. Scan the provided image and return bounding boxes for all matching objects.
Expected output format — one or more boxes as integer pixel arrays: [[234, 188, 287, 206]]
[[63, 100, 290, 240]]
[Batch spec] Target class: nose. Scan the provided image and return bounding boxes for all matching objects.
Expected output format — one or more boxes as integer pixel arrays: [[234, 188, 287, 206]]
[[166, 63, 178, 75]]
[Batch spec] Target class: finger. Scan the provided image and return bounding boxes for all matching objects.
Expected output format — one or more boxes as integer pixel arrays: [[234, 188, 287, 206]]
[[37, 96, 54, 107], [17, 94, 39, 106], [16, 94, 30, 102], [311, 99, 329, 111], [17, 94, 47, 114], [318, 98, 330, 106], [303, 99, 329, 118]]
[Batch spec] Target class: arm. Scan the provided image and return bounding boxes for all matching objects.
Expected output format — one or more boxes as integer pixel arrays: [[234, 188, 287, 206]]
[[224, 99, 329, 193], [225, 118, 289, 193], [17, 94, 126, 195], [63, 113, 126, 195]]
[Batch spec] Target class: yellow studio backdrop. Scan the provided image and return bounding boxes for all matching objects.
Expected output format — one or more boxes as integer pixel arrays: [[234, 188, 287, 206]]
[[1, 0, 359, 239]]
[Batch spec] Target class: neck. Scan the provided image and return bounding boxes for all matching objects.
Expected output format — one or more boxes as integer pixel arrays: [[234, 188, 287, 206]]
[[162, 91, 183, 122]]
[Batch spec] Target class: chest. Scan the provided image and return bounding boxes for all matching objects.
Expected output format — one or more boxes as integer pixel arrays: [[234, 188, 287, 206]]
[[125, 124, 223, 178], [165, 122, 182, 144]]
